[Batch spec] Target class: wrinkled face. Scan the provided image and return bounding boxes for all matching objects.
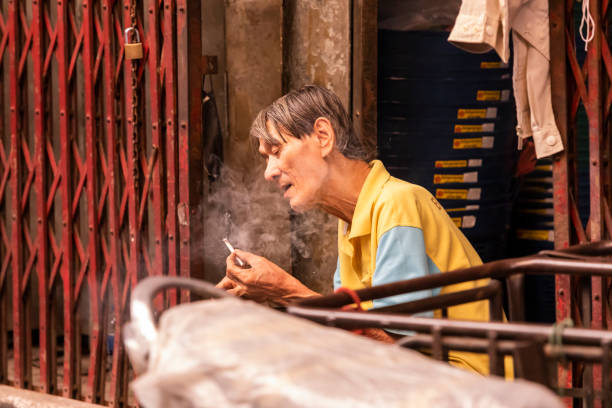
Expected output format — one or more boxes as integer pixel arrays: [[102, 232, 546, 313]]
[[259, 124, 328, 212]]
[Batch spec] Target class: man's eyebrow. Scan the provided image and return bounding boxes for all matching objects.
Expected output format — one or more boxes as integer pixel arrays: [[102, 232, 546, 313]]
[[258, 145, 270, 158]]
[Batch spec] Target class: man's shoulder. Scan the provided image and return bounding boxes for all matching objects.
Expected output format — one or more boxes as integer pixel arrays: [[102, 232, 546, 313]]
[[379, 176, 433, 202], [371, 177, 436, 227]]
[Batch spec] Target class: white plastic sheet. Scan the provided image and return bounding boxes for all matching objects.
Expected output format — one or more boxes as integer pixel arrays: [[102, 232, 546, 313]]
[[128, 297, 562, 408]]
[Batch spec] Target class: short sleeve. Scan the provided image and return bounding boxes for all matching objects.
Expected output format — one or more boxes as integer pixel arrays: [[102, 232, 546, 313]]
[[333, 257, 341, 291], [372, 226, 441, 317]]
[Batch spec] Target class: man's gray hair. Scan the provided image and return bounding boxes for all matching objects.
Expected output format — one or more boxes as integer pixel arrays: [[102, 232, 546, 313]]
[[250, 85, 375, 161]]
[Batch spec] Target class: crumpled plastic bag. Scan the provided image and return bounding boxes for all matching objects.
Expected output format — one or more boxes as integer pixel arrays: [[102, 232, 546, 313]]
[[128, 297, 562, 408]]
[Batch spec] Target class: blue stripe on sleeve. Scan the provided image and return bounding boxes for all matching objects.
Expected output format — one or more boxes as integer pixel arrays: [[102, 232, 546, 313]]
[[333, 257, 341, 291], [372, 226, 441, 317]]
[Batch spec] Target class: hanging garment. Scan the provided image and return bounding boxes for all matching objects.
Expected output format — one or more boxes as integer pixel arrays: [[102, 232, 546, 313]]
[[448, 0, 563, 159]]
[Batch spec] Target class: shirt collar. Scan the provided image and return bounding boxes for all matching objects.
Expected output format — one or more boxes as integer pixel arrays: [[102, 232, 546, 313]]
[[341, 160, 390, 240]]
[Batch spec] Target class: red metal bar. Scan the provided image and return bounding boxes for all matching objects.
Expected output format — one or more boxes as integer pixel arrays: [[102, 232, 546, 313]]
[[16, 19, 32, 81], [567, 30, 590, 106], [176, 0, 190, 300], [102, 0, 126, 404], [570, 192, 588, 243], [587, 0, 604, 318], [32, 0, 52, 393], [600, 35, 612, 113], [587, 0, 604, 403], [164, 0, 178, 306], [146, 0, 164, 306], [42, 26, 57, 80], [56, 0, 76, 397], [0, 273, 6, 385], [551, 0, 573, 403], [176, 0, 203, 292], [0, 11, 8, 59], [82, 0, 103, 402], [0, 50, 6, 379], [137, 148, 158, 229], [123, 0, 141, 300], [67, 29, 83, 83], [8, 0, 25, 389]]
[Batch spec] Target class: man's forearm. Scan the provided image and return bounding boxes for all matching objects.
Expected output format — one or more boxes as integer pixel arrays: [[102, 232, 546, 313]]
[[279, 284, 320, 305]]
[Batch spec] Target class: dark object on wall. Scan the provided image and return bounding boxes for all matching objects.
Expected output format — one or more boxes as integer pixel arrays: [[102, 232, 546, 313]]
[[202, 86, 224, 185]]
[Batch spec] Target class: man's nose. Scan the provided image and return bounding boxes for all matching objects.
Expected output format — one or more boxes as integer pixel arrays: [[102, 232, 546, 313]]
[[264, 157, 280, 181]]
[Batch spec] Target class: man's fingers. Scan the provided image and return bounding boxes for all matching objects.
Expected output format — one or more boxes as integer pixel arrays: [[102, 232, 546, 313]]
[[226, 252, 250, 270], [227, 266, 249, 286], [233, 249, 256, 264], [226, 253, 253, 285], [216, 276, 236, 290], [227, 286, 245, 297]]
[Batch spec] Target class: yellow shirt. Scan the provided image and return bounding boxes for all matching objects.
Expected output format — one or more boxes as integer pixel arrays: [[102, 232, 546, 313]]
[[336, 160, 492, 375]]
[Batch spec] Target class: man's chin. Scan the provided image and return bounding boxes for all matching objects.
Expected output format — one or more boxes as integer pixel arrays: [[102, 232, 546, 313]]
[[289, 199, 312, 213]]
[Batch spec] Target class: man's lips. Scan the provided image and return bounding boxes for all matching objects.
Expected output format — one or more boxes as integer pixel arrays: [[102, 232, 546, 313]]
[[281, 183, 293, 197]]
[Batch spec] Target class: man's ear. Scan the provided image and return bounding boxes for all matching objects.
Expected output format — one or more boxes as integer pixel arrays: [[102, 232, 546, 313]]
[[312, 117, 335, 158]]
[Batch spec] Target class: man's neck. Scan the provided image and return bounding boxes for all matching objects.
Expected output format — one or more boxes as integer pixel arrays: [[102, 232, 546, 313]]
[[317, 155, 371, 223]]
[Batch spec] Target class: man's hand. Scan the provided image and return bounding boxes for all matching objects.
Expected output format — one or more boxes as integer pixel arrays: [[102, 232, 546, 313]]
[[216, 249, 319, 306]]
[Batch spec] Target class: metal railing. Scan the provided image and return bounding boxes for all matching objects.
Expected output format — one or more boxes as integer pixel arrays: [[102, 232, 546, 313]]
[[288, 241, 612, 407]]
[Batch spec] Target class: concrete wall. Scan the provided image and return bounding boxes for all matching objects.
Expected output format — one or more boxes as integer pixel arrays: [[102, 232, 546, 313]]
[[202, 0, 227, 137], [283, 1, 351, 294], [203, 0, 290, 282], [203, 0, 351, 292], [225, 0, 283, 173], [283, 1, 351, 105]]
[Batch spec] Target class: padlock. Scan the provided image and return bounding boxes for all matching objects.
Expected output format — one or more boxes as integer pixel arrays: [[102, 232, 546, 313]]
[[124, 27, 143, 60]]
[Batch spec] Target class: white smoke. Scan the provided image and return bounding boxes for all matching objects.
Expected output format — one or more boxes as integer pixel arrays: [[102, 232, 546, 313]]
[[202, 160, 338, 289]]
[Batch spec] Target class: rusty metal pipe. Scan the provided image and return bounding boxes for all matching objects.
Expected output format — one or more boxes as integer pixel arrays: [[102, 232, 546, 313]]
[[545, 240, 612, 256], [397, 335, 612, 363], [373, 280, 501, 316], [296, 254, 612, 309], [286, 306, 612, 346]]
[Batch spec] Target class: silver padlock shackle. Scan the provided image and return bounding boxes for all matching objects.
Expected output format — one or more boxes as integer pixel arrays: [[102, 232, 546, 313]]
[[124, 27, 140, 43]]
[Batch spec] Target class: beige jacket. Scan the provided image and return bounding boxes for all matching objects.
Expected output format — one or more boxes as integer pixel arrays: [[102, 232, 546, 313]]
[[448, 0, 563, 158]]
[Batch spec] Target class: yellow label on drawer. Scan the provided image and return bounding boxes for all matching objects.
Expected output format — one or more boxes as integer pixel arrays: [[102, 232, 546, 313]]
[[518, 208, 555, 216], [434, 174, 464, 184], [454, 124, 484, 133], [446, 208, 467, 212], [535, 164, 553, 172], [457, 109, 487, 119], [435, 160, 467, 168], [451, 217, 462, 228], [523, 198, 554, 204], [453, 137, 494, 149], [526, 177, 554, 184], [522, 186, 553, 194], [436, 189, 468, 200], [516, 229, 554, 241], [480, 61, 504, 68], [476, 90, 501, 101], [453, 138, 483, 149], [446, 205, 480, 213]]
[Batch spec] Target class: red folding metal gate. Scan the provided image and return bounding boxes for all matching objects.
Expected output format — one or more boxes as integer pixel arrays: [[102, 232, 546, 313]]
[[0, 0, 203, 405], [550, 0, 612, 406]]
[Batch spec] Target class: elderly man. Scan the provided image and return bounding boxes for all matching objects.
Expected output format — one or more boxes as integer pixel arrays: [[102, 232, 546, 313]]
[[217, 85, 491, 374]]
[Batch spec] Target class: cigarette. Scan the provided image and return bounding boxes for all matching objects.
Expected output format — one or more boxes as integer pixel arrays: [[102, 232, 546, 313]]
[[222, 238, 245, 267]]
